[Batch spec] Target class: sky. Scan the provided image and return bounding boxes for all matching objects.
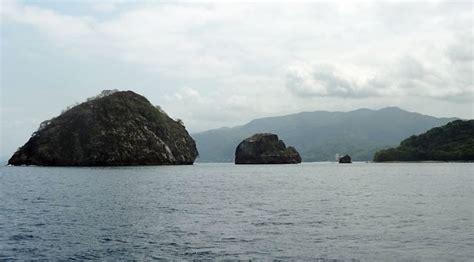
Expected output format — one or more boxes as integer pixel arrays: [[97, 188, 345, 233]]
[[0, 0, 473, 159]]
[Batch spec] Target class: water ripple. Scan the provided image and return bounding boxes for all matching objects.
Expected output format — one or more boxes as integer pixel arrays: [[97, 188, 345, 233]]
[[0, 163, 472, 260]]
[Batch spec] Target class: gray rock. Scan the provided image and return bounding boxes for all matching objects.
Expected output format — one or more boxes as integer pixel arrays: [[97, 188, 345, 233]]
[[339, 154, 352, 163], [235, 133, 301, 164], [8, 90, 198, 166]]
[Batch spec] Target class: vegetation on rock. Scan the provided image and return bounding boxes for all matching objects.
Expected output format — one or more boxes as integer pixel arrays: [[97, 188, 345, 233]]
[[373, 120, 474, 162], [193, 107, 457, 162], [235, 133, 301, 164], [8, 90, 198, 166]]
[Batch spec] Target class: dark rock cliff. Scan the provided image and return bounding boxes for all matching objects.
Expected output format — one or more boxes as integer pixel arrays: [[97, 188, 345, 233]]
[[235, 133, 301, 164], [8, 90, 198, 166], [339, 155, 352, 163]]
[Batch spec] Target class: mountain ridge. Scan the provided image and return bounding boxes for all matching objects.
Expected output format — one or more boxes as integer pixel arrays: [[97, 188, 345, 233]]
[[192, 107, 457, 162]]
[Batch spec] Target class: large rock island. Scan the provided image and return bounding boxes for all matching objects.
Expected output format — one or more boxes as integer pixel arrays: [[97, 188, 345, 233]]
[[374, 120, 474, 162], [235, 133, 301, 164], [8, 90, 198, 166]]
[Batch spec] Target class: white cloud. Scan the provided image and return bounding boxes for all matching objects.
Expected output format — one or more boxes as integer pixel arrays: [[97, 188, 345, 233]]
[[91, 1, 119, 13], [1, 0, 473, 136], [160, 87, 263, 131], [286, 62, 379, 98], [2, 0, 95, 43], [286, 33, 473, 101]]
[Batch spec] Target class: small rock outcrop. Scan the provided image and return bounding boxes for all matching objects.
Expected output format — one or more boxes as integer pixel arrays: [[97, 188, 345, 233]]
[[339, 154, 352, 163], [235, 133, 301, 164], [8, 90, 198, 166]]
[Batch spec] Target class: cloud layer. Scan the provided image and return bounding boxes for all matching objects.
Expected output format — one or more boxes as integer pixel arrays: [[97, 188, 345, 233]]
[[286, 33, 473, 101], [1, 0, 473, 157]]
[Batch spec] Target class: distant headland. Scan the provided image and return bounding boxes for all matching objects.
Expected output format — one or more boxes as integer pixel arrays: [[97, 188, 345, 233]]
[[374, 120, 474, 162]]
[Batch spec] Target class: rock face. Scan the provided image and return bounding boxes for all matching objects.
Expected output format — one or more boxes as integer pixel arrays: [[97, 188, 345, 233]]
[[339, 154, 352, 163], [235, 133, 301, 164], [8, 90, 198, 166]]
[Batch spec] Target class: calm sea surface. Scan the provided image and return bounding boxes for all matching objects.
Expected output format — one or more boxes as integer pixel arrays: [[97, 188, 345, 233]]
[[0, 163, 472, 260]]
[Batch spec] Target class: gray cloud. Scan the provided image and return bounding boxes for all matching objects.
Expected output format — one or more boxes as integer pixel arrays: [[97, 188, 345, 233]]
[[1, 0, 474, 157], [286, 64, 379, 98], [286, 35, 473, 101]]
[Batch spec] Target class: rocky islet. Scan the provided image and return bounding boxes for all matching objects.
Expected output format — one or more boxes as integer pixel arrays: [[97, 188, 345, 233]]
[[8, 90, 198, 166]]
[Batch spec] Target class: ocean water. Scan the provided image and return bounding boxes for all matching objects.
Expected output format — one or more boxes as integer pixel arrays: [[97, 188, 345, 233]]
[[0, 163, 472, 260]]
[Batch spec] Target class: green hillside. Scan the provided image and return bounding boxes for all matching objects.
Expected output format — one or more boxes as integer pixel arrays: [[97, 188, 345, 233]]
[[374, 120, 474, 162], [192, 107, 457, 162]]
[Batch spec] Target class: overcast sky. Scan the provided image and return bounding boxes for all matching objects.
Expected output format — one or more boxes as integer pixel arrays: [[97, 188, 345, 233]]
[[1, 0, 473, 158]]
